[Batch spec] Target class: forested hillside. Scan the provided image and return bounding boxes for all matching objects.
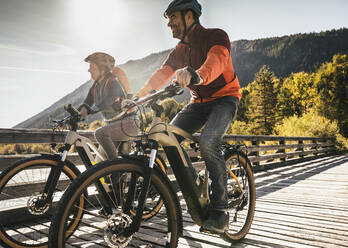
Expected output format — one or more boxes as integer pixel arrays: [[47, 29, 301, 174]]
[[15, 28, 348, 129], [232, 28, 348, 85]]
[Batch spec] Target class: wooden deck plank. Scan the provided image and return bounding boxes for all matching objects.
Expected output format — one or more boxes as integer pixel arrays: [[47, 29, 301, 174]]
[[3, 155, 347, 247], [179, 155, 348, 248]]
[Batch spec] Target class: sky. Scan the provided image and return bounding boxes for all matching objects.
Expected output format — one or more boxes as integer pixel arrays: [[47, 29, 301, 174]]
[[0, 0, 347, 128]]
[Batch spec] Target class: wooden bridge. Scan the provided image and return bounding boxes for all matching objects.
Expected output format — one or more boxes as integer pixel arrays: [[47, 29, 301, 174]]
[[1, 128, 347, 247]]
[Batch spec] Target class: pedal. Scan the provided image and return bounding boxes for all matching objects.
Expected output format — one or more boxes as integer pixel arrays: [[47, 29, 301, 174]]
[[199, 226, 215, 234], [199, 225, 227, 235]]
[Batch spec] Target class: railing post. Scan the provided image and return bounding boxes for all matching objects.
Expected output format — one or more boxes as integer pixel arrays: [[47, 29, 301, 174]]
[[312, 139, 318, 156], [251, 140, 260, 167], [297, 139, 304, 158], [278, 139, 286, 162], [322, 138, 328, 155]]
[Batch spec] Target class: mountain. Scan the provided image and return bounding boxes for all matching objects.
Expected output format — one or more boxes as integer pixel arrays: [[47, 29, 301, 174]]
[[15, 28, 348, 128], [231, 28, 348, 85], [14, 80, 94, 128]]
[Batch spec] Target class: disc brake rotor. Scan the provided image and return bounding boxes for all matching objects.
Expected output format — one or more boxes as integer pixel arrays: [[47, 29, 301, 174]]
[[104, 213, 133, 248], [27, 193, 50, 215]]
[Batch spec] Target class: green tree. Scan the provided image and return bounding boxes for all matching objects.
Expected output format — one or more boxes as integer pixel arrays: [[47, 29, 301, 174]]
[[160, 98, 185, 123], [247, 65, 278, 135], [88, 120, 106, 130], [235, 86, 251, 123], [313, 54, 348, 137], [227, 120, 253, 135], [274, 109, 348, 152], [277, 72, 316, 118]]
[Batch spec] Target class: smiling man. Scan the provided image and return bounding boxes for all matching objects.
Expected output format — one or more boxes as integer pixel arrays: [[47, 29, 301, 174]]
[[136, 0, 241, 234]]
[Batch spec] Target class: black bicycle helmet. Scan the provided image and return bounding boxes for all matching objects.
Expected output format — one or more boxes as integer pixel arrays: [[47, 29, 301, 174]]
[[164, 0, 202, 18], [164, 0, 202, 43]]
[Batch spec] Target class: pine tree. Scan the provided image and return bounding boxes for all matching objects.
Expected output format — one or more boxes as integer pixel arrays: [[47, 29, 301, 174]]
[[235, 87, 251, 123], [247, 65, 278, 135]]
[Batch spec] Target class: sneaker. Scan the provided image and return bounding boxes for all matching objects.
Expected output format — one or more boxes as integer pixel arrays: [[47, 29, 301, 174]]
[[201, 209, 229, 234]]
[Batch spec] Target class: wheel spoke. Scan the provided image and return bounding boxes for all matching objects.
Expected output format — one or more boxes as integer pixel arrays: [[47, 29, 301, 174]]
[[0, 158, 78, 247], [49, 161, 180, 247]]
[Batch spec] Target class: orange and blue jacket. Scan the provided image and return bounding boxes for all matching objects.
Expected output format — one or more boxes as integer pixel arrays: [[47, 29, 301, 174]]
[[146, 24, 241, 103]]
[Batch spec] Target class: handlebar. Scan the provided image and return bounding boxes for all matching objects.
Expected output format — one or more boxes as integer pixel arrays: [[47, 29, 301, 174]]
[[53, 83, 183, 128], [64, 104, 80, 116], [131, 83, 183, 108], [52, 104, 87, 131], [106, 83, 184, 122]]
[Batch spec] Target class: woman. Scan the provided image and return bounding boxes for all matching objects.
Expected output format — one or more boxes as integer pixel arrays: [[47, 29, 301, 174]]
[[80, 52, 139, 160]]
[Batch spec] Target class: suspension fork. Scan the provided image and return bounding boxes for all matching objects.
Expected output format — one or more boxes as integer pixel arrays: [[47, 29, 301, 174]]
[[124, 140, 158, 235], [40, 150, 69, 205]]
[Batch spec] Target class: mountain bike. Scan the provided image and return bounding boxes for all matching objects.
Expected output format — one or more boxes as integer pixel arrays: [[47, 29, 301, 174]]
[[0, 105, 166, 248], [48, 84, 256, 247]]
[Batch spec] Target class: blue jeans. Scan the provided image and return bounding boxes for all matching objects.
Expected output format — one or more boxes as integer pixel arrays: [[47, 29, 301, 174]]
[[170, 96, 239, 210]]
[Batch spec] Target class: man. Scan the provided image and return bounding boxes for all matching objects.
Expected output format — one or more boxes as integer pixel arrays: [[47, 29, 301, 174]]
[[136, 0, 241, 234], [80, 52, 139, 160]]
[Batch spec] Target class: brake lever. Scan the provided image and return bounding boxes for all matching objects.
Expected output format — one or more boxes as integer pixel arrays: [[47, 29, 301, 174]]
[[164, 83, 184, 97], [52, 119, 64, 128]]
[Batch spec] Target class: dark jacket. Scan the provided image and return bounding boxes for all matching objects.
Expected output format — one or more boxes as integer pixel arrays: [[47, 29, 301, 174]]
[[83, 72, 126, 120]]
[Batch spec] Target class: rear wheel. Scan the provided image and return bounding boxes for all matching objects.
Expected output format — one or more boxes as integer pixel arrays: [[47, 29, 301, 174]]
[[0, 156, 83, 248], [49, 159, 181, 248], [222, 151, 256, 242]]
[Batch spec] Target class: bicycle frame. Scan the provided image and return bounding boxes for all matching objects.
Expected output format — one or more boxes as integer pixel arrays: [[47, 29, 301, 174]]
[[122, 113, 209, 233], [119, 86, 212, 233], [40, 128, 113, 212], [148, 116, 210, 225], [125, 114, 250, 237], [65, 131, 106, 164]]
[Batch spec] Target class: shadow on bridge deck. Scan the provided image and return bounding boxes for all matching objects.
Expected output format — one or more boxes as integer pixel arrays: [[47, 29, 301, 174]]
[[1, 155, 347, 247]]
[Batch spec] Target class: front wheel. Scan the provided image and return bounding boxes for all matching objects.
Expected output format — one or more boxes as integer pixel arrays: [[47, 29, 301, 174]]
[[49, 158, 181, 248], [222, 150, 256, 242], [0, 155, 82, 248]]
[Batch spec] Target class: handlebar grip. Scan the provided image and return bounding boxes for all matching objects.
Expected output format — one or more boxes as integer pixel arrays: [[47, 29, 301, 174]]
[[164, 83, 184, 96], [64, 104, 80, 116]]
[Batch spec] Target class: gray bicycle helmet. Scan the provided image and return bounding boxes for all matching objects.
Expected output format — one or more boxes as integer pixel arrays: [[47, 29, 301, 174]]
[[164, 0, 202, 18], [84, 52, 115, 71]]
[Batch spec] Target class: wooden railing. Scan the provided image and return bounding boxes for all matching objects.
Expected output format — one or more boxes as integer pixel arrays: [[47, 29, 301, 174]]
[[0, 128, 336, 223], [0, 128, 336, 172]]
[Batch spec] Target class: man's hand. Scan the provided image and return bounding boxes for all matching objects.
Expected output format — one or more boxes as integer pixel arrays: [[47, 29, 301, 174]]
[[175, 67, 203, 88], [175, 68, 192, 88], [121, 99, 135, 112], [112, 98, 136, 114]]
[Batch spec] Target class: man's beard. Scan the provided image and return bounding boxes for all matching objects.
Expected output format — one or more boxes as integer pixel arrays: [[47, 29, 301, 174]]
[[171, 25, 183, 39]]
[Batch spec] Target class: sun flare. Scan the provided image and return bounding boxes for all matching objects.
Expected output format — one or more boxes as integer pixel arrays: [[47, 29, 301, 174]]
[[68, 0, 128, 47]]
